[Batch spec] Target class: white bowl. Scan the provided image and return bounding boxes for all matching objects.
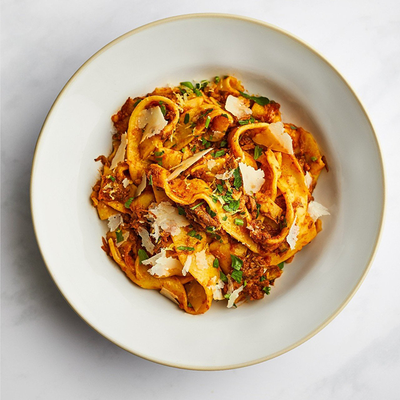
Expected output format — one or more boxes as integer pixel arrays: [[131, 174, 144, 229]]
[[31, 14, 385, 370]]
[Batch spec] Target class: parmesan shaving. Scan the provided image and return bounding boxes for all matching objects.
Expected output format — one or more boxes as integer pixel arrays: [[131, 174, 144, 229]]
[[286, 216, 300, 250], [308, 201, 330, 222], [207, 159, 217, 171], [122, 178, 131, 188], [227, 285, 244, 308], [135, 173, 147, 197], [268, 122, 294, 155], [110, 133, 127, 169], [167, 148, 213, 181], [182, 255, 192, 276], [147, 202, 190, 241], [137, 106, 168, 143], [304, 171, 313, 189], [225, 95, 252, 119], [239, 162, 265, 194], [107, 214, 123, 232], [209, 276, 225, 300], [160, 287, 180, 305], [142, 248, 182, 277], [116, 232, 130, 247], [138, 227, 155, 254], [215, 169, 234, 180]]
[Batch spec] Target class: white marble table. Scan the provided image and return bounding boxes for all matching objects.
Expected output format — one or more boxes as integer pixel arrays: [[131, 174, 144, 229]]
[[2, 1, 400, 398]]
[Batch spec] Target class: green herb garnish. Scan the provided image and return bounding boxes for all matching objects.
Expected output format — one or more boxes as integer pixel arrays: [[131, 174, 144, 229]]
[[115, 229, 124, 243], [191, 145, 197, 152], [214, 150, 225, 158], [231, 255, 243, 270], [254, 145, 262, 160], [124, 197, 134, 208], [311, 156, 318, 162], [133, 98, 142, 107], [154, 150, 164, 157], [188, 230, 202, 241], [233, 167, 242, 189], [223, 199, 240, 213], [290, 125, 297, 130], [149, 175, 153, 186], [178, 206, 186, 215], [220, 270, 228, 283], [194, 88, 202, 97], [184, 113, 190, 124], [239, 91, 270, 106], [256, 202, 261, 218], [138, 249, 148, 263], [260, 276, 266, 282], [262, 286, 271, 295], [238, 116, 255, 125], [177, 246, 195, 251], [278, 262, 285, 270], [205, 115, 211, 129], [190, 201, 204, 210], [234, 218, 244, 226], [159, 101, 166, 116], [231, 270, 243, 283], [222, 215, 228, 221], [180, 81, 194, 90], [220, 140, 227, 147], [216, 184, 224, 193], [214, 76, 220, 83], [224, 293, 231, 299], [206, 206, 217, 218], [108, 175, 116, 182], [213, 258, 219, 268]]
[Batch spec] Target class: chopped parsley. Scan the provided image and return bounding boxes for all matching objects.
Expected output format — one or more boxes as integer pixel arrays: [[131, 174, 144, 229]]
[[231, 270, 243, 283], [223, 199, 240, 213], [212, 195, 218, 203], [206, 206, 217, 218], [115, 229, 124, 243], [214, 76, 220, 83], [159, 101, 166, 116], [149, 175, 153, 186], [220, 270, 228, 283], [138, 249, 149, 263], [180, 81, 194, 90], [191, 145, 197, 152], [188, 302, 193, 308], [239, 91, 270, 106], [188, 230, 202, 241], [290, 125, 297, 130], [124, 197, 134, 208], [184, 113, 190, 124], [213, 150, 225, 158], [262, 286, 271, 295], [231, 255, 243, 270], [181, 148, 186, 153], [238, 116, 255, 125], [133, 98, 142, 107], [311, 156, 318, 162], [222, 215, 228, 221], [260, 276, 266, 282], [177, 246, 195, 251], [178, 206, 186, 215], [205, 115, 211, 129], [216, 184, 224, 193], [220, 140, 227, 147], [233, 167, 242, 189], [213, 258, 219, 268], [154, 150, 164, 157], [194, 88, 202, 97], [190, 201, 204, 210], [234, 218, 244, 226], [201, 137, 211, 148], [254, 145, 262, 160], [108, 175, 116, 182], [278, 262, 285, 270], [224, 293, 231, 299]]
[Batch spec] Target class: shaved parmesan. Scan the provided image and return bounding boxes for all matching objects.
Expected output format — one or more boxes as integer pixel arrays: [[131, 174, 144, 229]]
[[215, 169, 234, 180], [147, 202, 190, 241], [308, 201, 330, 222], [286, 216, 300, 250], [142, 248, 182, 277], [122, 178, 131, 188], [135, 173, 147, 197], [182, 255, 192, 276], [107, 214, 123, 232], [225, 95, 252, 119], [110, 133, 127, 170], [195, 250, 209, 270], [227, 285, 244, 308], [138, 227, 155, 254], [207, 159, 217, 171], [239, 162, 265, 195], [160, 287, 180, 305], [116, 231, 130, 247], [268, 122, 294, 155], [304, 171, 313, 189], [137, 106, 168, 143], [167, 148, 213, 181], [209, 276, 225, 300]]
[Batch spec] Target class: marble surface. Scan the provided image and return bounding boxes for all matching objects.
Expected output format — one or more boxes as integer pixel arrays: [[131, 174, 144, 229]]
[[2, 0, 400, 398]]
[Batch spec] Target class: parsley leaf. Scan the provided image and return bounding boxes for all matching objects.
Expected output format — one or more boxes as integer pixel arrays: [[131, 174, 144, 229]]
[[278, 262, 285, 270], [233, 167, 242, 189], [115, 229, 124, 243], [311, 156, 318, 162], [214, 76, 220, 83], [262, 286, 271, 295], [138, 249, 148, 264], [231, 255, 243, 270], [213, 258, 219, 268], [184, 113, 190, 124], [177, 246, 195, 251], [124, 197, 134, 208], [205, 115, 211, 129], [260, 276, 266, 282], [223, 199, 240, 213], [206, 206, 217, 218], [234, 218, 244, 226], [220, 270, 228, 283], [190, 202, 204, 210], [159, 101, 166, 116], [239, 91, 270, 106], [254, 145, 262, 160], [180, 81, 194, 90], [231, 270, 243, 283], [188, 230, 202, 241], [178, 206, 186, 215], [213, 150, 225, 158]]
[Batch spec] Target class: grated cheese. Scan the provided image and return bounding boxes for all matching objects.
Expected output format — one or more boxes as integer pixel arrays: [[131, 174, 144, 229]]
[[304, 171, 313, 189], [167, 148, 213, 181], [147, 201, 190, 241], [135, 173, 147, 197], [137, 227, 155, 254], [268, 122, 294, 155], [225, 95, 252, 119], [209, 276, 225, 300], [122, 178, 131, 188], [137, 106, 168, 143], [286, 216, 300, 250], [107, 214, 123, 232], [308, 201, 330, 222], [215, 169, 234, 180], [182, 255, 192, 276], [110, 133, 127, 170], [239, 162, 265, 194], [227, 285, 244, 308], [207, 159, 217, 171], [142, 248, 182, 277]]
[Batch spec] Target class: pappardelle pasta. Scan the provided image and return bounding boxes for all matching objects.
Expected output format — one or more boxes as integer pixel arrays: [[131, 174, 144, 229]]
[[91, 76, 330, 314]]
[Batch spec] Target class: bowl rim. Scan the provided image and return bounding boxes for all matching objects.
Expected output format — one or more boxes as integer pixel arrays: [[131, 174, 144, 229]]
[[30, 13, 386, 370]]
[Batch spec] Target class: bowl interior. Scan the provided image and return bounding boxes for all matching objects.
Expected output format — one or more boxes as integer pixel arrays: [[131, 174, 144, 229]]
[[31, 15, 384, 369]]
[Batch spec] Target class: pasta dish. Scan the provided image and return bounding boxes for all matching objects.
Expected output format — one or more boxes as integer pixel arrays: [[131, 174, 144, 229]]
[[91, 76, 330, 314]]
